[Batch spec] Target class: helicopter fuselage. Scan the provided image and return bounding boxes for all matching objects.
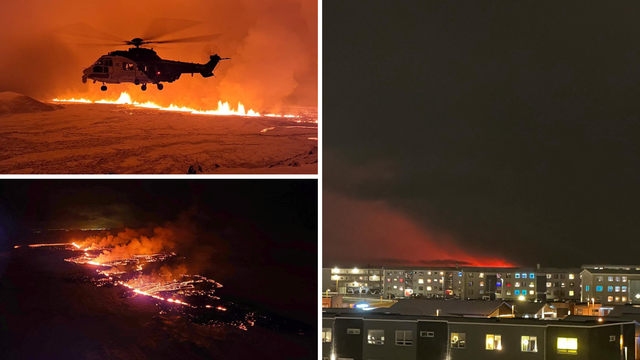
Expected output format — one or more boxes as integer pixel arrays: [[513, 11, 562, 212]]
[[82, 48, 225, 91]]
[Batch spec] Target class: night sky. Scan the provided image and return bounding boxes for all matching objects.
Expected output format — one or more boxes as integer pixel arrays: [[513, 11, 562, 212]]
[[0, 180, 317, 324], [324, 2, 640, 268]]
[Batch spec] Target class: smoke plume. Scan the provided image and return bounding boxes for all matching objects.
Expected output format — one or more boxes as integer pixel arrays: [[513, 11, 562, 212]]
[[0, 0, 317, 112]]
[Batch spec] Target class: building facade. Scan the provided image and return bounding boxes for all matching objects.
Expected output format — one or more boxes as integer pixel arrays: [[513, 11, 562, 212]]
[[322, 308, 637, 360]]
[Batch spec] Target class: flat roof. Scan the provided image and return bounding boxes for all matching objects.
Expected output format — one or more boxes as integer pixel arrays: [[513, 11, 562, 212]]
[[322, 308, 635, 327]]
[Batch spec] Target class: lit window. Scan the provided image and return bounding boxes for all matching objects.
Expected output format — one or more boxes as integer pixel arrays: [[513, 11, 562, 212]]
[[428, 271, 432, 275], [569, 290, 574, 296], [427, 286, 432, 291], [427, 279, 432, 283], [396, 330, 413, 346], [557, 337, 578, 354], [506, 282, 511, 287], [418, 279, 424, 284], [506, 291, 511, 295], [468, 282, 473, 286], [615, 277, 621, 282], [608, 296, 613, 302], [622, 286, 627, 292], [522, 336, 537, 352], [586, 285, 590, 291], [622, 276, 628, 282], [547, 274, 552, 279], [522, 273, 528, 279], [479, 273, 485, 278], [486, 334, 502, 350], [530, 273, 535, 278], [608, 276, 614, 282], [399, 279, 404, 283], [615, 286, 620, 292], [368, 329, 384, 345], [480, 281, 484, 287], [515, 273, 521, 279], [608, 286, 613, 292], [399, 286, 403, 290], [440, 272, 444, 275], [515, 282, 521, 287], [596, 286, 603, 292], [615, 296, 620, 302], [530, 283, 535, 288], [522, 290, 527, 295], [322, 328, 332, 343], [530, 290, 534, 295], [515, 290, 520, 295], [622, 296, 627, 302], [569, 274, 575, 280], [597, 276, 603, 282], [561, 283, 566, 288], [546, 282, 552, 287], [393, 286, 397, 289], [451, 333, 466, 349], [479, 290, 484, 294]]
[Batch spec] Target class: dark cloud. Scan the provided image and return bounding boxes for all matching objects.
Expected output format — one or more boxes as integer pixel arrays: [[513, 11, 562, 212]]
[[324, 1, 640, 268]]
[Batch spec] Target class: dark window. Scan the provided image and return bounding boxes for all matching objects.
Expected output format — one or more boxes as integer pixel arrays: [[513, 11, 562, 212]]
[[93, 66, 104, 73]]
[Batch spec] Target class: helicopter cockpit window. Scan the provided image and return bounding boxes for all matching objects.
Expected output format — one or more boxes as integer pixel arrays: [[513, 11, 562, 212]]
[[94, 59, 104, 66], [93, 66, 104, 73], [105, 59, 113, 67]]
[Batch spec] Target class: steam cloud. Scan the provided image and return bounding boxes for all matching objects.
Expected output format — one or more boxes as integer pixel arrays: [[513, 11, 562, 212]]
[[0, 0, 317, 112]]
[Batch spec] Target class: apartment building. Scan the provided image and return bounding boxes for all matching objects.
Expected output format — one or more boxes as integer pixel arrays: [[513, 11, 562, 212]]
[[321, 265, 584, 304], [541, 268, 581, 302], [322, 308, 637, 360], [580, 265, 640, 305], [323, 267, 385, 295]]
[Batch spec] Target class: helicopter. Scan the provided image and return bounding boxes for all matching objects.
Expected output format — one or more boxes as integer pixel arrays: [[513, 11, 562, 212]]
[[62, 20, 229, 91]]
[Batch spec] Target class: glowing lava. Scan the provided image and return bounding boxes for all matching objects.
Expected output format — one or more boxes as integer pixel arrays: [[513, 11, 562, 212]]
[[52, 92, 298, 118]]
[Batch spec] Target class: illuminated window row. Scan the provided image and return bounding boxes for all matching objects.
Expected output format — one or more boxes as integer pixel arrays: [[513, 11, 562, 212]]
[[450, 334, 570, 354], [366, 330, 413, 346]]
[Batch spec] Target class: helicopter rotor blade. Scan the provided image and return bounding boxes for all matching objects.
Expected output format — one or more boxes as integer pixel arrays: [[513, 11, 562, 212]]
[[146, 33, 221, 45], [143, 18, 203, 41], [55, 22, 124, 43]]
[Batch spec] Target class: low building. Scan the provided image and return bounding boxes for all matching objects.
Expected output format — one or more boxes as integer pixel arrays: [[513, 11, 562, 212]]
[[380, 299, 513, 318], [322, 308, 637, 360]]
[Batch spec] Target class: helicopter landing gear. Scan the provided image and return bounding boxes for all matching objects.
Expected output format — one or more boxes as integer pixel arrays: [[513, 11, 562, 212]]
[[141, 84, 147, 91], [134, 79, 140, 85], [157, 83, 164, 90], [100, 84, 107, 91]]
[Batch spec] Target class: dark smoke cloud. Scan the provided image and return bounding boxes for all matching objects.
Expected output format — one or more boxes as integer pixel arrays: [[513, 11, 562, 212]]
[[0, 0, 317, 112]]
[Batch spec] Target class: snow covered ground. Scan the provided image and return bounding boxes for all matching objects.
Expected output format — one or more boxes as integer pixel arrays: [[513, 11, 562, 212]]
[[0, 101, 317, 174]]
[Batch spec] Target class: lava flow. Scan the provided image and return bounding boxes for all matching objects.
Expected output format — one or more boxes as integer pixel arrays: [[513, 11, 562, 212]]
[[20, 241, 259, 331], [52, 92, 298, 118]]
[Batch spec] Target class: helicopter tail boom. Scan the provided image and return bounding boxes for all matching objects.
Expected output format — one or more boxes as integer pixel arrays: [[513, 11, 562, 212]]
[[200, 54, 230, 78]]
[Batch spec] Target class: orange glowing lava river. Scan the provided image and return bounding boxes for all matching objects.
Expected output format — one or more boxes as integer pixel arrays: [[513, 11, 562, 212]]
[[52, 92, 300, 119], [21, 242, 256, 330]]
